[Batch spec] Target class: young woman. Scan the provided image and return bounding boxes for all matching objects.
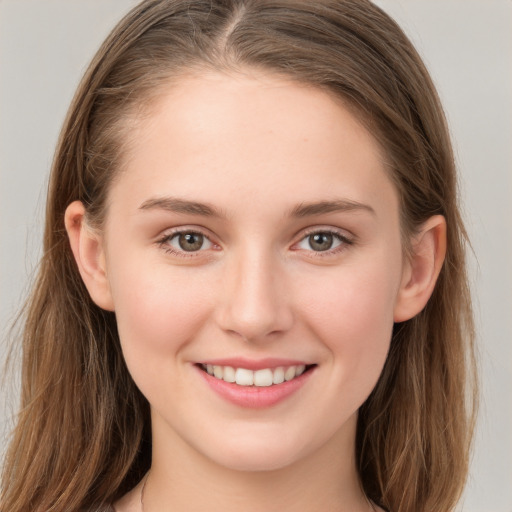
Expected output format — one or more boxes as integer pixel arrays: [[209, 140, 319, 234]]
[[0, 1, 477, 511]]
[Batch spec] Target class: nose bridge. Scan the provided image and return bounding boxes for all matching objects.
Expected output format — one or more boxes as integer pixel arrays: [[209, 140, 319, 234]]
[[217, 242, 292, 341]]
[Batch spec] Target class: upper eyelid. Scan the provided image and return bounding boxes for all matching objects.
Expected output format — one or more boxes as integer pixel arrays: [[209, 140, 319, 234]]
[[157, 225, 217, 242], [294, 225, 354, 242]]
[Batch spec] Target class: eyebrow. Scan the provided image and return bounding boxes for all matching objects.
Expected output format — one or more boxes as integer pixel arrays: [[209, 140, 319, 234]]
[[139, 197, 225, 217], [138, 196, 375, 219], [289, 199, 376, 218]]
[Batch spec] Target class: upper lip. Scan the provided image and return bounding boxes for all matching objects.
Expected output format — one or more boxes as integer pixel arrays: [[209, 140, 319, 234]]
[[197, 357, 313, 371]]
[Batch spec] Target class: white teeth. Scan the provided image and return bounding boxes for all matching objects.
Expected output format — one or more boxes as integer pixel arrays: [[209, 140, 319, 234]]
[[253, 369, 273, 387], [296, 364, 306, 376], [213, 365, 223, 379], [223, 366, 236, 383], [284, 366, 296, 381], [272, 367, 285, 385], [203, 364, 310, 387], [235, 368, 254, 386]]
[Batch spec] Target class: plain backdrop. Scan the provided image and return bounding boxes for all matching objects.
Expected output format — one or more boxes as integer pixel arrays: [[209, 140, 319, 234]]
[[1, 1, 511, 511]]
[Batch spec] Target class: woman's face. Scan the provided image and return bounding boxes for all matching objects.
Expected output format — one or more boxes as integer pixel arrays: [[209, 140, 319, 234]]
[[100, 71, 407, 472]]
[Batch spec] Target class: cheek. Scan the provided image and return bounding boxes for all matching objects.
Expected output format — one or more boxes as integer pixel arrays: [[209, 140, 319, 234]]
[[107, 258, 214, 365], [298, 259, 400, 383]]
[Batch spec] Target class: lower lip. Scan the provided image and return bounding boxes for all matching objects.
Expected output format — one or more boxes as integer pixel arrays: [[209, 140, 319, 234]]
[[196, 366, 315, 409]]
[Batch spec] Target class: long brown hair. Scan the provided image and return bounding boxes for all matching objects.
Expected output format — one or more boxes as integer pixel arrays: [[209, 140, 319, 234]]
[[1, 1, 477, 511]]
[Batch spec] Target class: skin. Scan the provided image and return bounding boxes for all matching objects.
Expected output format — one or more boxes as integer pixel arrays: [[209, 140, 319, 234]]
[[66, 70, 446, 512]]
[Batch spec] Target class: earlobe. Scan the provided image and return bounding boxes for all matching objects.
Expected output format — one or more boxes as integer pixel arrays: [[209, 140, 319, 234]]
[[393, 215, 447, 323], [64, 201, 115, 311]]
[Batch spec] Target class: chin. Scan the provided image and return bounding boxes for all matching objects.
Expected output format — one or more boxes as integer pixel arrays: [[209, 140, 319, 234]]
[[212, 451, 299, 473], [197, 433, 314, 473]]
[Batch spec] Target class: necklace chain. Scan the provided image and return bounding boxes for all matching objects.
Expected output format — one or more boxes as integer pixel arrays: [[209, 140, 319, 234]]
[[140, 471, 149, 512]]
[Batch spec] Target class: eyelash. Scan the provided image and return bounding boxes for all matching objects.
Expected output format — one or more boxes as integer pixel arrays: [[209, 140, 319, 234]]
[[293, 228, 354, 257], [156, 229, 216, 258], [156, 228, 354, 258]]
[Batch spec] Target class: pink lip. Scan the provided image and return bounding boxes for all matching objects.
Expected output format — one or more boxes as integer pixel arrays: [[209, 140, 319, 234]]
[[195, 363, 316, 409], [198, 357, 310, 371]]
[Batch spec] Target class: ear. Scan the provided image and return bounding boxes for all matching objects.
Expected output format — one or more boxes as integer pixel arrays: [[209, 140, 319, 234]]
[[64, 201, 115, 311], [393, 215, 446, 323]]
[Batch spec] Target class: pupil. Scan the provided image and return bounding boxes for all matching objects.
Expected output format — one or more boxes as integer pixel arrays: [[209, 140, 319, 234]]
[[310, 233, 333, 251], [179, 233, 203, 251]]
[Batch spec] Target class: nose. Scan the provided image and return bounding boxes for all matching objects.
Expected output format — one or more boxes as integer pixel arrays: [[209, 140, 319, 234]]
[[215, 247, 293, 342]]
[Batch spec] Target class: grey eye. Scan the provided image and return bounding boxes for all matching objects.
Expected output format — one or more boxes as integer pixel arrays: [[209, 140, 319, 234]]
[[297, 232, 343, 252], [170, 232, 212, 252], [309, 233, 333, 251]]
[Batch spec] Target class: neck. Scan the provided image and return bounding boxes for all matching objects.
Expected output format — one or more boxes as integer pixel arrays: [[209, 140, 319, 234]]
[[144, 413, 372, 512]]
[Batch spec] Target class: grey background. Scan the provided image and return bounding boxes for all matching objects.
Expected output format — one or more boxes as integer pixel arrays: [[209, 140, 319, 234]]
[[1, 1, 511, 510]]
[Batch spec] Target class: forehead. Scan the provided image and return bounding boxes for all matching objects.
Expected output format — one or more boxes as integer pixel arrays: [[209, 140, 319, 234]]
[[109, 70, 398, 221]]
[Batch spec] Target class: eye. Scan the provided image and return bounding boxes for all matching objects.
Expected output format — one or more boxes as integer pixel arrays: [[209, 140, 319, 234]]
[[162, 231, 213, 253], [296, 231, 350, 252]]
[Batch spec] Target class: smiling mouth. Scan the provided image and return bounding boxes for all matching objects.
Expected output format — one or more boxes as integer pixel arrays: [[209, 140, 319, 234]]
[[198, 363, 316, 387]]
